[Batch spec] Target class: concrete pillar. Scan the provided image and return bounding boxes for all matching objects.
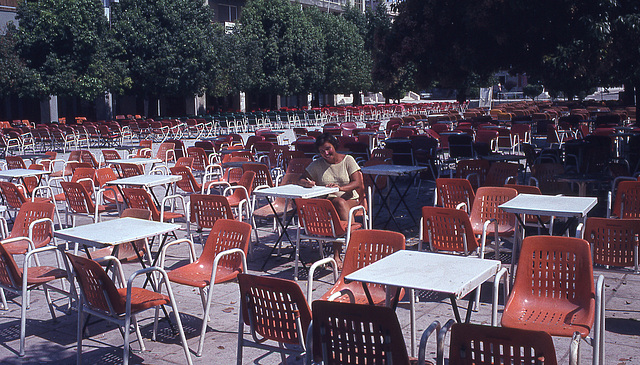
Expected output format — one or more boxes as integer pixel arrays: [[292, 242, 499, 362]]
[[96, 92, 113, 120], [186, 95, 206, 116], [239, 92, 246, 113], [40, 95, 58, 123]]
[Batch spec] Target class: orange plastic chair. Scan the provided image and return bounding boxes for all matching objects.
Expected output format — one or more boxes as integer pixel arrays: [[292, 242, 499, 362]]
[[581, 217, 639, 273], [420, 206, 483, 256], [294, 198, 367, 280], [500, 235, 605, 365], [237, 273, 311, 365], [160, 219, 250, 357], [0, 181, 50, 219], [477, 161, 519, 187], [242, 162, 273, 190], [174, 156, 193, 169], [119, 162, 144, 177], [186, 146, 209, 174], [435, 177, 475, 212], [5, 155, 26, 169], [0, 243, 67, 356], [469, 186, 517, 260], [307, 229, 405, 305], [156, 142, 175, 164], [101, 149, 121, 162], [0, 201, 56, 255], [52, 167, 96, 202], [456, 159, 490, 190], [222, 170, 255, 221], [609, 180, 640, 218], [95, 167, 124, 205], [170, 165, 202, 194], [22, 163, 45, 196], [121, 187, 184, 223], [79, 149, 99, 168], [444, 323, 558, 365], [187, 193, 233, 243], [66, 253, 192, 365], [251, 173, 298, 231], [285, 157, 312, 175], [310, 300, 439, 365], [60, 180, 115, 226]]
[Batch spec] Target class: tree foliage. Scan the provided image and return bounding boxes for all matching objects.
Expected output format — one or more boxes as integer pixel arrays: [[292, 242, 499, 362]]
[[0, 25, 42, 98], [109, 0, 219, 98], [13, 0, 121, 100], [237, 0, 324, 96]]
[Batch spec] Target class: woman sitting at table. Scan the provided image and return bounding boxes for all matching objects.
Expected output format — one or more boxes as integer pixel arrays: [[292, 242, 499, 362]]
[[298, 132, 364, 265]]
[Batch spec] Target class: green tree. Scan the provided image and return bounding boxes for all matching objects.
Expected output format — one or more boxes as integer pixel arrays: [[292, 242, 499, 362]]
[[13, 0, 121, 100], [307, 8, 371, 98], [109, 0, 218, 103], [0, 25, 42, 98], [237, 0, 324, 108]]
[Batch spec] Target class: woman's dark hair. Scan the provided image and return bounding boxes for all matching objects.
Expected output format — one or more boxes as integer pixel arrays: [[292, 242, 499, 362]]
[[315, 132, 339, 152]]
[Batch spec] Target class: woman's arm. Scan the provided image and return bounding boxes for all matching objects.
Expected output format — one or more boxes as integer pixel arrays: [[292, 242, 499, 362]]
[[335, 170, 363, 192], [298, 170, 316, 187]]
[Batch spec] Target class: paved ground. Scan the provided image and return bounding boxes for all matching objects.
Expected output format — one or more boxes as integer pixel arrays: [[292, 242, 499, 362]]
[[0, 139, 638, 364]]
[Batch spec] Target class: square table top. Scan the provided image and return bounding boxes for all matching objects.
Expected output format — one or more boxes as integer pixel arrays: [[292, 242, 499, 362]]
[[105, 174, 181, 187], [499, 193, 597, 218], [345, 250, 501, 299], [55, 217, 180, 247], [0, 169, 50, 179], [253, 184, 338, 199], [106, 158, 162, 165], [360, 164, 428, 177]]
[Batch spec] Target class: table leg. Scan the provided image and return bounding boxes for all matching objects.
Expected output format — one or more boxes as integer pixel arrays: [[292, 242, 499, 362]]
[[259, 198, 305, 272], [371, 175, 402, 230], [449, 294, 462, 323], [388, 173, 418, 225]]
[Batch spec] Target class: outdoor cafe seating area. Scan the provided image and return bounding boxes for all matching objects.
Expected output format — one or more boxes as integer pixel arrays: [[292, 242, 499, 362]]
[[0, 99, 637, 364]]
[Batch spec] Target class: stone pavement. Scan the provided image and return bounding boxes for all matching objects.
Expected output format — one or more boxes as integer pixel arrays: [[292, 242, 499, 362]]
[[0, 143, 638, 364]]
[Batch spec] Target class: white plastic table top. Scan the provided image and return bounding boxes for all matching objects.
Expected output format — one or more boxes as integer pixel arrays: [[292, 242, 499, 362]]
[[498, 193, 597, 218], [0, 168, 49, 179], [346, 250, 501, 299], [253, 185, 338, 199], [55, 217, 180, 247], [105, 174, 181, 188], [360, 164, 428, 177], [105, 157, 162, 165]]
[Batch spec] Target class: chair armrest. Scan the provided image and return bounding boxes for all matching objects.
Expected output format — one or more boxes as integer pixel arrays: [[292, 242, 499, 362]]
[[455, 202, 468, 212], [204, 180, 230, 194], [92, 255, 127, 287], [491, 267, 509, 326], [160, 194, 187, 223], [0, 216, 7, 238], [466, 172, 481, 188], [32, 185, 55, 202], [418, 320, 441, 365], [2, 236, 36, 253], [28, 217, 55, 247], [210, 248, 247, 285], [436, 319, 456, 365], [307, 257, 338, 302], [223, 185, 249, 200], [151, 165, 168, 175], [528, 176, 539, 187], [159, 238, 197, 269]]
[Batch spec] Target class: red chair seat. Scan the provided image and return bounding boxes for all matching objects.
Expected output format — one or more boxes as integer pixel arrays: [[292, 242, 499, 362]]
[[168, 264, 241, 288], [162, 211, 184, 221], [339, 221, 362, 232], [4, 237, 51, 255], [116, 287, 171, 314], [23, 266, 67, 285], [501, 299, 593, 337]]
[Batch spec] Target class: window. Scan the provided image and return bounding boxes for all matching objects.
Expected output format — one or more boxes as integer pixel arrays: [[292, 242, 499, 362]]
[[218, 4, 237, 23]]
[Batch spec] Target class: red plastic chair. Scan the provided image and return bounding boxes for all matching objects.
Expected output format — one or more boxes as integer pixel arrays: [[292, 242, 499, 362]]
[[581, 217, 639, 273], [121, 187, 184, 223], [66, 253, 192, 365], [5, 155, 26, 169], [0, 201, 56, 255], [156, 142, 175, 164], [609, 180, 640, 218], [118, 162, 144, 177], [170, 165, 202, 194], [294, 198, 367, 280], [187, 193, 234, 243], [0, 243, 67, 356], [237, 273, 311, 365], [95, 167, 124, 205], [468, 186, 517, 260], [435, 177, 475, 212], [60, 180, 115, 226], [160, 219, 250, 356], [307, 229, 405, 305], [500, 235, 605, 365], [310, 300, 439, 365], [222, 170, 255, 221], [444, 323, 558, 365]]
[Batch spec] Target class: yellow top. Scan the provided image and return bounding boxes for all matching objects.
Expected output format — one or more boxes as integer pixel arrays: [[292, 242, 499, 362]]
[[305, 155, 360, 199]]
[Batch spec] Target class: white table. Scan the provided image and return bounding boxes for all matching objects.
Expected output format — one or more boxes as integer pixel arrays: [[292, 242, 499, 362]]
[[0, 168, 49, 186], [55, 217, 180, 249], [106, 157, 162, 175], [253, 185, 339, 272], [346, 250, 501, 356], [499, 193, 597, 281], [360, 164, 429, 231], [106, 174, 181, 205]]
